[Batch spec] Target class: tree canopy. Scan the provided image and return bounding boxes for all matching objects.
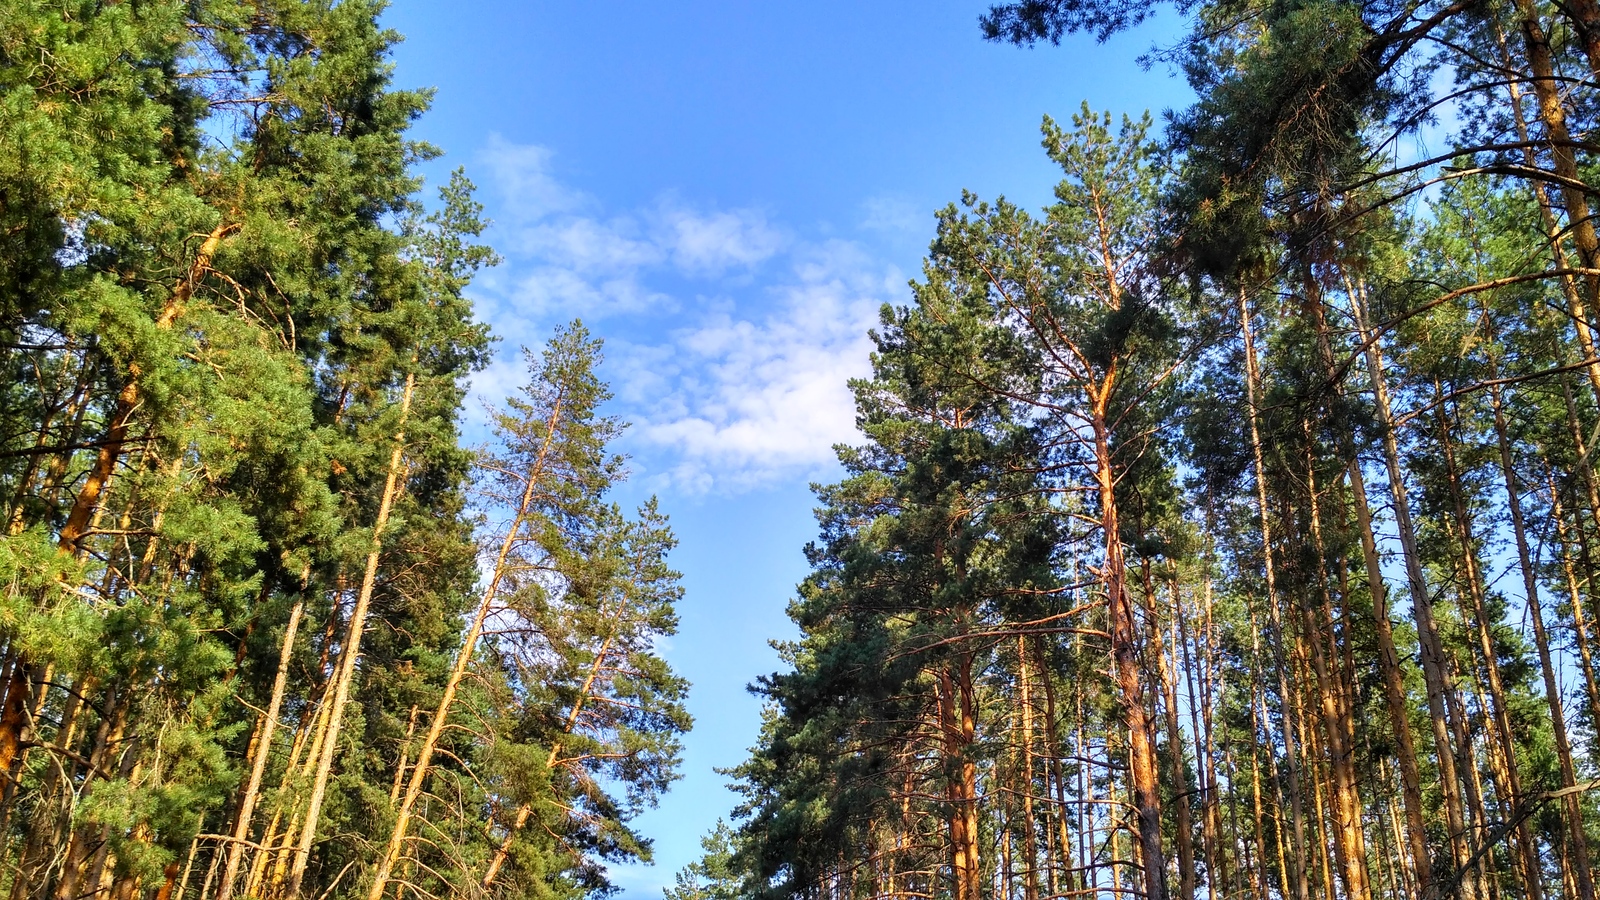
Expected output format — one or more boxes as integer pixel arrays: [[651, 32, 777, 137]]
[[0, 4, 687, 900], [684, 1, 1600, 900]]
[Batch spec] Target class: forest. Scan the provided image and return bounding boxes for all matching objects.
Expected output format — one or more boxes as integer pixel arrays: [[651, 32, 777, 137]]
[[0, 2, 688, 899], [6, 0, 1600, 899], [673, 1, 1600, 900]]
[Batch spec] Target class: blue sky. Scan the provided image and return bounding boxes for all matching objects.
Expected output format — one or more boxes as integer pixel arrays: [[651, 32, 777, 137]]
[[381, 3, 1190, 895]]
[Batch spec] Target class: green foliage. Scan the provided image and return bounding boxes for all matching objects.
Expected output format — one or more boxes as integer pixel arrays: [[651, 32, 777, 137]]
[[705, 0, 1600, 891], [0, 5, 682, 900], [666, 821, 746, 900]]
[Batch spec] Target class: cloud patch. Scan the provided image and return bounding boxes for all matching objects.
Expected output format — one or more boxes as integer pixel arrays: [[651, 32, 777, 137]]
[[636, 245, 891, 491], [658, 205, 787, 275], [471, 138, 900, 493], [480, 136, 589, 220]]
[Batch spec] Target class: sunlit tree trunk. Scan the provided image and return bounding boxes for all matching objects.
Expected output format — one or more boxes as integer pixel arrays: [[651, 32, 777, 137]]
[[1092, 406, 1169, 900], [366, 394, 566, 900], [1348, 280, 1479, 900], [1432, 387, 1545, 900], [285, 369, 416, 900], [1512, 0, 1600, 316], [1014, 636, 1040, 900], [217, 581, 305, 900], [937, 657, 983, 900], [1294, 425, 1372, 900], [1487, 374, 1597, 900]]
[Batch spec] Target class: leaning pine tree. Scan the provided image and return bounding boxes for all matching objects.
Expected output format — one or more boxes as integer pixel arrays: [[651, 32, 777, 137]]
[[368, 322, 690, 900]]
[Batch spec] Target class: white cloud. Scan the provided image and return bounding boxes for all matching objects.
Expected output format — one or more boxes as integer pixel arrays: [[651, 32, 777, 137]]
[[632, 242, 896, 491], [480, 135, 589, 220], [656, 205, 787, 275], [471, 137, 900, 494], [504, 265, 674, 319], [507, 217, 662, 272], [477, 139, 785, 323], [859, 194, 925, 237]]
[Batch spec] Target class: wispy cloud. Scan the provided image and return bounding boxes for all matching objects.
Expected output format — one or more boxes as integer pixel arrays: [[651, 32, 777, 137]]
[[471, 138, 900, 493], [633, 243, 891, 491], [480, 135, 590, 220], [657, 205, 787, 275], [859, 194, 926, 238]]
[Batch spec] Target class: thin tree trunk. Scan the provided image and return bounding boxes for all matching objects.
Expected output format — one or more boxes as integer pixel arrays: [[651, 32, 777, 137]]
[[388, 705, 420, 805], [1035, 636, 1078, 899], [1247, 660, 1271, 900], [1261, 685, 1293, 900], [1552, 480, 1600, 729], [1016, 636, 1040, 900], [1487, 378, 1598, 900], [366, 395, 567, 900], [1144, 564, 1195, 900], [1434, 388, 1545, 900], [482, 625, 623, 891], [1343, 454, 1435, 898], [1348, 279, 1479, 900], [1382, 757, 1417, 899], [217, 580, 305, 900], [1075, 628, 1095, 897], [1298, 701, 1334, 900], [1176, 576, 1223, 900], [53, 688, 128, 900], [285, 369, 417, 900], [1238, 289, 1310, 900], [1296, 426, 1372, 900]]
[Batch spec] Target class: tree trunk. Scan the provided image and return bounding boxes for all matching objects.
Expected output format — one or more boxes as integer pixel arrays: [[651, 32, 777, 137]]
[[1142, 563, 1195, 900], [57, 221, 238, 554], [1246, 660, 1271, 900], [1304, 268, 1434, 897], [1294, 431, 1372, 900], [1177, 566, 1227, 900], [483, 625, 622, 891], [0, 664, 29, 797], [938, 660, 982, 900], [1092, 411, 1169, 900], [1487, 378, 1597, 900], [366, 396, 567, 900], [1493, 21, 1600, 422], [1343, 454, 1435, 898], [1237, 289, 1311, 900], [1434, 387, 1546, 900], [1551, 479, 1600, 730], [53, 687, 128, 900], [1349, 280, 1479, 900], [1035, 636, 1079, 899], [285, 369, 416, 900], [1513, 0, 1600, 316], [217, 583, 305, 900], [1015, 636, 1040, 900]]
